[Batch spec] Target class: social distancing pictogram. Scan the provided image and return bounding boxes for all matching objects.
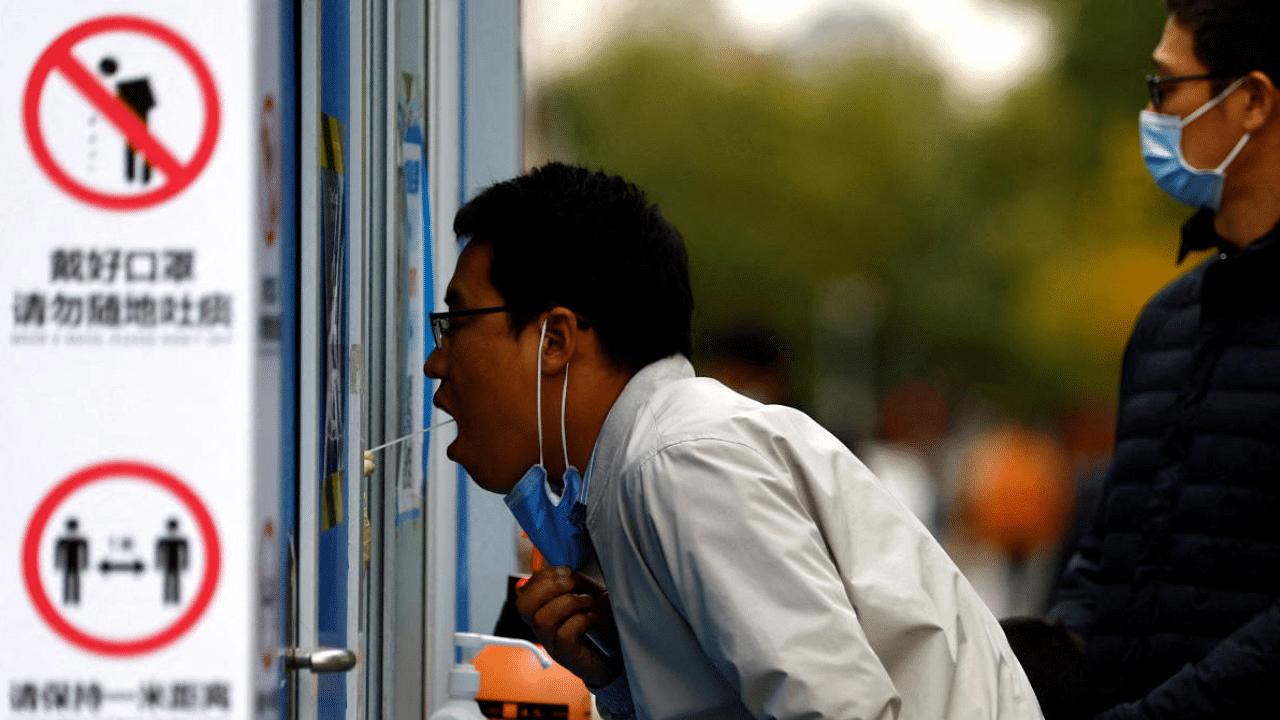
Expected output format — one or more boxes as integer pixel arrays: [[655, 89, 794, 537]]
[[22, 461, 221, 657], [22, 15, 220, 210]]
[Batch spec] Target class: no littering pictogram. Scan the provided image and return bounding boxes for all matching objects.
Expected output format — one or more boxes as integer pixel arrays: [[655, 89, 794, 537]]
[[23, 15, 220, 210], [22, 461, 221, 657]]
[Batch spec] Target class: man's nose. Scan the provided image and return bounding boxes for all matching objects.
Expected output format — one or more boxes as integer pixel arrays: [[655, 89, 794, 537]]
[[423, 347, 444, 379]]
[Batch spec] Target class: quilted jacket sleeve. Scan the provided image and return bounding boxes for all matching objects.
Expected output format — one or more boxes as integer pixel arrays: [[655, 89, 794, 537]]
[[1046, 517, 1103, 634], [1095, 599, 1280, 719]]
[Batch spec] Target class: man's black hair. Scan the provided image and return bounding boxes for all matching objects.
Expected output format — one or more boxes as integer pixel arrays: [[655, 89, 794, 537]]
[[453, 162, 693, 372], [1165, 0, 1280, 91]]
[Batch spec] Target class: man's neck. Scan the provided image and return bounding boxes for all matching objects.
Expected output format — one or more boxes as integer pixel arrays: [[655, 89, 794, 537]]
[[547, 365, 632, 481], [1215, 134, 1280, 248], [1215, 188, 1280, 249]]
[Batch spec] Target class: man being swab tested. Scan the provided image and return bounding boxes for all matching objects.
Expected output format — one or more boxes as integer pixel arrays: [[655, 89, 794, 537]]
[[423, 162, 1044, 720]]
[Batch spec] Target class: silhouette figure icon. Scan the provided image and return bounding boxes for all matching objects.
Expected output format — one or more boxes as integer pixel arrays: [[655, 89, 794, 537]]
[[155, 518, 188, 605], [55, 518, 90, 605], [99, 56, 157, 184]]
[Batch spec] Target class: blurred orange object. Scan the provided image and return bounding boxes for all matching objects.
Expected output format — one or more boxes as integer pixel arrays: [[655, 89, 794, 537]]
[[473, 644, 593, 720], [963, 425, 1074, 562]]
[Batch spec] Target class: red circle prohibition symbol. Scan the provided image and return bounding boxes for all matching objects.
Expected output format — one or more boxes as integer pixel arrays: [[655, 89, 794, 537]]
[[22, 15, 221, 210], [22, 461, 222, 656]]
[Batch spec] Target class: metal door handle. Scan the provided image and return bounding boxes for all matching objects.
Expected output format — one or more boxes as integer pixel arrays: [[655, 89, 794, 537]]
[[285, 647, 357, 673]]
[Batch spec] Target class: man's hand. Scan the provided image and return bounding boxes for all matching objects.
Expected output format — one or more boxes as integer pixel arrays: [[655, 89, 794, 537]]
[[515, 565, 622, 688]]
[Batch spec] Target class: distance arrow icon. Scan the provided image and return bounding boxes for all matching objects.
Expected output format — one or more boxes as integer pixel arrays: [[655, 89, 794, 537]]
[[99, 559, 145, 576]]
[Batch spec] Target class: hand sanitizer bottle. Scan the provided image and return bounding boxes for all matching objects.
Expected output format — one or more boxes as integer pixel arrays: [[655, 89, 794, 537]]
[[428, 632, 553, 720]]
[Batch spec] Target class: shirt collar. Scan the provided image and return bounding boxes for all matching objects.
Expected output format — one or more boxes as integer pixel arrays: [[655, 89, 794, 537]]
[[1179, 209, 1228, 263], [1179, 208, 1280, 263], [582, 354, 695, 512]]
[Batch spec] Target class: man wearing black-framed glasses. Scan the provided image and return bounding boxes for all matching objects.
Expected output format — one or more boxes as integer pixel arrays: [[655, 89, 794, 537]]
[[1048, 2, 1280, 718], [1144, 72, 1237, 111], [429, 305, 511, 348], [424, 163, 1042, 719]]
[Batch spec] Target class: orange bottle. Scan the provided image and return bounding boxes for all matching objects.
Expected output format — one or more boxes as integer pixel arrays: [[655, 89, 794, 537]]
[[473, 644, 593, 719]]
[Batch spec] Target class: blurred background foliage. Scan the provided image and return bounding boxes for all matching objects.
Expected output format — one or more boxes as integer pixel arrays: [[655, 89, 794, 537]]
[[526, 0, 1206, 438]]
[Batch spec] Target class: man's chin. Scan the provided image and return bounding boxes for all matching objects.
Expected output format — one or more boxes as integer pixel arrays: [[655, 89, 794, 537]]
[[443, 440, 519, 494], [444, 442, 487, 488], [444, 440, 476, 477]]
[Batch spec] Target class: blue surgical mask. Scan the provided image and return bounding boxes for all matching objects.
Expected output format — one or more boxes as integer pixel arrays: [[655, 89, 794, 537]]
[[504, 320, 592, 570], [1140, 76, 1250, 211]]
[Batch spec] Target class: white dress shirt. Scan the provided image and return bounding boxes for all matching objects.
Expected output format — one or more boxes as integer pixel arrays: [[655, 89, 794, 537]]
[[584, 356, 1043, 720]]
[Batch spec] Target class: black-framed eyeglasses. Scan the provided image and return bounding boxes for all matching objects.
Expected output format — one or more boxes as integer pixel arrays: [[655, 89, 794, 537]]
[[429, 305, 511, 347], [1145, 73, 1237, 110]]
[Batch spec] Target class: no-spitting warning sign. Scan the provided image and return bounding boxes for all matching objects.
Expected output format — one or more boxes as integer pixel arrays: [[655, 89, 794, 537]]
[[22, 15, 220, 210]]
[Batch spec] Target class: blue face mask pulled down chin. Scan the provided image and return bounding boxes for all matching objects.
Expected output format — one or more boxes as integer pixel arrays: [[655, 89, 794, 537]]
[[505, 463, 591, 570], [503, 320, 593, 571], [1140, 76, 1249, 211]]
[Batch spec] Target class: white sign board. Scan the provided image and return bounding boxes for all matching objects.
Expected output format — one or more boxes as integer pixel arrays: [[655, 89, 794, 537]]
[[0, 5, 279, 720]]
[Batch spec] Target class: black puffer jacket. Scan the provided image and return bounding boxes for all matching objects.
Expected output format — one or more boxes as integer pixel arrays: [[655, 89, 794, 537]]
[[1049, 210, 1280, 719]]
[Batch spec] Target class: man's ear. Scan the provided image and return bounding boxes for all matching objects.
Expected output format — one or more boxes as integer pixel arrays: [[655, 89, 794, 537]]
[[538, 307, 580, 375], [1240, 70, 1277, 133]]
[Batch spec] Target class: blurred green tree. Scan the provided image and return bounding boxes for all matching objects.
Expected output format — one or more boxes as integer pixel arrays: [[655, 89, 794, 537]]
[[529, 0, 1208, 427]]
